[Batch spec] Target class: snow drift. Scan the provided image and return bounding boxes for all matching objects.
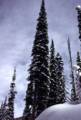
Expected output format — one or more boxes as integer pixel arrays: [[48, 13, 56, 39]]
[[36, 103, 81, 120]]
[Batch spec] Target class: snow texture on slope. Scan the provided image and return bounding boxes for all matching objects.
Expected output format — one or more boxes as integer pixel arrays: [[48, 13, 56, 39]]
[[36, 103, 81, 120]]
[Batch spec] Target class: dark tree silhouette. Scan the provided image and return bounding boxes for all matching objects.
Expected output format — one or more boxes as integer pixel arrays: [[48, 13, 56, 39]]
[[7, 68, 17, 120], [48, 40, 57, 106], [24, 0, 50, 119], [55, 53, 65, 104]]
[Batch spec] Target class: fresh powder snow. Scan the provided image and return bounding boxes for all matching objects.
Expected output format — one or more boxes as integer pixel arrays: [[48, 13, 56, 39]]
[[36, 103, 81, 120]]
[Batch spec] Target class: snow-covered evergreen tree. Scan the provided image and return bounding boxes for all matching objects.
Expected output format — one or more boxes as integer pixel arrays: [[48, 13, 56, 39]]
[[75, 5, 81, 103], [0, 103, 4, 120], [0, 97, 8, 120], [7, 68, 16, 120], [47, 40, 57, 107], [76, 52, 81, 68], [76, 5, 81, 41], [55, 53, 65, 104], [74, 52, 81, 103], [24, 0, 50, 119]]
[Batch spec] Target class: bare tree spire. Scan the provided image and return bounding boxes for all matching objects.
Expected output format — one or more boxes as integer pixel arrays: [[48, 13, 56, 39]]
[[67, 37, 77, 103], [12, 67, 16, 82], [42, 0, 45, 7], [67, 37, 73, 74]]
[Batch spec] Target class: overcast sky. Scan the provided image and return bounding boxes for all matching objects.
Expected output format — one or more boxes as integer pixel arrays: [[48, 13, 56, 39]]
[[0, 0, 81, 118]]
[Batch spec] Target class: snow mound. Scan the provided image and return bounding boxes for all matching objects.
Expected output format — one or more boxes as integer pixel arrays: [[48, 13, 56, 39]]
[[36, 103, 81, 120]]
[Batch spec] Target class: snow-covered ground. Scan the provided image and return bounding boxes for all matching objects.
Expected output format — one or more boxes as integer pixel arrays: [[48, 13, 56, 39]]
[[36, 103, 81, 120]]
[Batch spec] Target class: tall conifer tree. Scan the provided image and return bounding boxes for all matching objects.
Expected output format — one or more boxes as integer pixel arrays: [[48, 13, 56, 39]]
[[76, 6, 81, 103], [76, 6, 81, 41], [75, 51, 81, 103], [48, 40, 57, 106], [55, 53, 65, 104], [24, 0, 50, 119], [7, 68, 16, 120]]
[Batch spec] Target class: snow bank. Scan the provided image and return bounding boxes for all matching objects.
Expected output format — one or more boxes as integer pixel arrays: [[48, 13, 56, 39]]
[[36, 103, 81, 120]]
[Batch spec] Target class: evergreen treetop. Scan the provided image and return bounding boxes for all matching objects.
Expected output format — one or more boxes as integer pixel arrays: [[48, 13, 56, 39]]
[[24, 0, 50, 119], [7, 68, 17, 120]]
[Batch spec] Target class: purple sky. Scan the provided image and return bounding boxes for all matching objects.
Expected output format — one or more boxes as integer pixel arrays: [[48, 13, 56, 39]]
[[0, 0, 81, 118]]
